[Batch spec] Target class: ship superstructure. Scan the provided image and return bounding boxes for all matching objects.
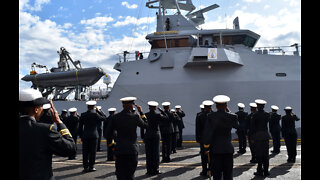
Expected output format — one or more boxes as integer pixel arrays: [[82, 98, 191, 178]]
[[41, 0, 301, 139]]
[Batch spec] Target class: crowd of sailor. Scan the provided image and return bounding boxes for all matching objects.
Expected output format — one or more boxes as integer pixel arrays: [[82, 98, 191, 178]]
[[19, 88, 300, 180]]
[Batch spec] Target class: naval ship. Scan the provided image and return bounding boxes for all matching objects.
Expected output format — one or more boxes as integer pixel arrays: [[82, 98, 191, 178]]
[[23, 0, 301, 140]]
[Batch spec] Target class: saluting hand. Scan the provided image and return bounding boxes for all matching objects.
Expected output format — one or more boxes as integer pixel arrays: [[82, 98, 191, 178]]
[[49, 100, 63, 125], [134, 104, 143, 113]]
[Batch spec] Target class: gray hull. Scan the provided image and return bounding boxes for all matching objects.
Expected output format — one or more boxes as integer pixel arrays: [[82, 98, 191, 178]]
[[53, 46, 301, 139]]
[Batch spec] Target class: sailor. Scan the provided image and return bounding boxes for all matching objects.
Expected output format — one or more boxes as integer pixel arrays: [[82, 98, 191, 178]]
[[235, 103, 249, 154], [195, 100, 214, 177], [79, 100, 106, 172], [106, 97, 148, 180], [269, 105, 281, 154], [251, 99, 271, 177], [203, 95, 239, 180], [165, 17, 170, 31], [96, 106, 104, 152], [19, 88, 76, 180], [171, 109, 180, 154], [160, 102, 175, 162], [60, 109, 68, 124], [103, 108, 117, 161], [175, 105, 185, 148], [38, 103, 53, 124], [281, 106, 300, 163], [247, 102, 258, 163], [142, 101, 168, 176], [66, 107, 80, 160]]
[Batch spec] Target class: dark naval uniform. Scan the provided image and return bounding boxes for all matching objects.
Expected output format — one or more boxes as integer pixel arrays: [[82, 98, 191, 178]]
[[160, 109, 174, 162], [235, 110, 249, 153], [269, 111, 281, 153], [251, 109, 271, 176], [176, 110, 185, 147], [171, 111, 180, 153], [142, 109, 168, 175], [247, 112, 257, 163], [65, 113, 80, 159], [196, 109, 212, 176], [203, 109, 239, 180], [281, 112, 300, 162], [107, 109, 148, 180], [79, 110, 106, 171], [103, 113, 116, 161], [19, 115, 76, 180]]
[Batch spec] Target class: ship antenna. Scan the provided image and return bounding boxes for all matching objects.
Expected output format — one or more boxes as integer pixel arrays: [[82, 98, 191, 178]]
[[159, 1, 168, 52]]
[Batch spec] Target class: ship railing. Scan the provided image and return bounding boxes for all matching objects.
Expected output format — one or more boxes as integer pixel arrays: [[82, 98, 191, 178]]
[[116, 51, 150, 63], [253, 44, 301, 56]]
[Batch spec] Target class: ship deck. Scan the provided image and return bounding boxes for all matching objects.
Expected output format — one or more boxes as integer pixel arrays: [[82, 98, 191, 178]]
[[52, 141, 301, 179]]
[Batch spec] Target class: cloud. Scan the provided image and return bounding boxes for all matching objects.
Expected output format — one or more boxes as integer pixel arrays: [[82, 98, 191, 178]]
[[121, 1, 138, 9], [80, 16, 114, 28], [113, 16, 155, 27], [20, 0, 51, 11]]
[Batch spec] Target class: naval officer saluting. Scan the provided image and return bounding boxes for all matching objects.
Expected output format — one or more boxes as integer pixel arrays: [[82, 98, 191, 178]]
[[251, 99, 271, 177], [203, 95, 239, 180], [19, 88, 76, 180], [281, 106, 300, 163], [106, 97, 148, 180], [269, 105, 281, 154], [142, 101, 168, 176], [79, 100, 106, 172]]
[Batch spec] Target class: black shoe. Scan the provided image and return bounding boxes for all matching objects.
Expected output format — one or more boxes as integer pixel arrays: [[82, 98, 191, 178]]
[[264, 171, 270, 177], [254, 171, 263, 176], [82, 168, 89, 173], [200, 171, 207, 176], [88, 167, 97, 172], [151, 171, 162, 175]]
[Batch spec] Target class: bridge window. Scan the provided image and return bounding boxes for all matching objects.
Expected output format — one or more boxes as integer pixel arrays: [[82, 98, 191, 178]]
[[151, 38, 189, 49], [214, 35, 257, 48]]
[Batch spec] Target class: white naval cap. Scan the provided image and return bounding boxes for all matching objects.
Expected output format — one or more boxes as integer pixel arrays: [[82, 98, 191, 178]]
[[108, 108, 117, 112], [213, 95, 230, 103], [237, 103, 245, 108], [255, 99, 267, 105], [175, 105, 181, 109], [200, 104, 204, 109], [148, 101, 159, 107], [68, 107, 77, 112], [170, 109, 175, 112], [271, 105, 279, 110], [202, 100, 214, 106], [162, 102, 171, 106], [86, 100, 97, 105], [284, 106, 292, 110], [249, 103, 257, 108], [19, 88, 49, 106], [43, 103, 51, 110], [120, 97, 137, 103], [96, 106, 102, 110]]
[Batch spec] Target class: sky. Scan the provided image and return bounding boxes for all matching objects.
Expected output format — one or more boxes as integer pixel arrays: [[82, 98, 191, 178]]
[[19, 0, 301, 91]]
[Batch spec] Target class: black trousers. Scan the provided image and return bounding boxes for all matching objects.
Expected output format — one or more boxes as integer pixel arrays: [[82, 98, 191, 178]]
[[255, 139, 269, 173], [210, 153, 233, 180], [270, 130, 281, 152], [145, 135, 160, 173], [161, 133, 172, 161], [284, 133, 297, 160], [177, 128, 183, 147], [200, 143, 209, 174], [237, 130, 247, 152], [115, 154, 138, 180], [106, 138, 115, 161], [82, 138, 98, 169], [248, 135, 256, 160], [171, 132, 178, 152]]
